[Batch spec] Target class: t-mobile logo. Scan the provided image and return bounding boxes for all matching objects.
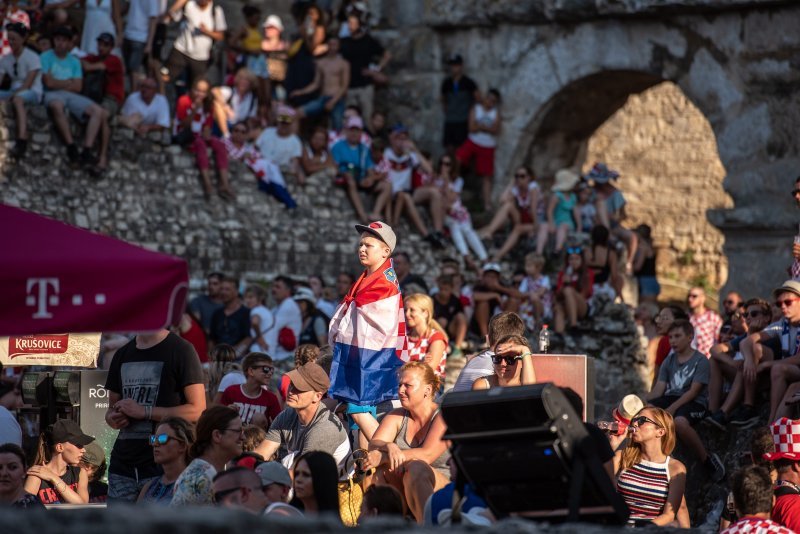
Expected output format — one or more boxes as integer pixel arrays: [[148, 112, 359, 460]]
[[26, 278, 59, 319]]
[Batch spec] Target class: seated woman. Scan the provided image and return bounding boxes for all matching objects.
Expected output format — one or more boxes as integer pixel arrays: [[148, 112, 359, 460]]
[[291, 450, 340, 519], [471, 334, 535, 390], [479, 166, 541, 262], [405, 293, 448, 380], [553, 247, 594, 334], [24, 420, 92, 505], [364, 362, 450, 524], [538, 169, 579, 256], [0, 444, 44, 508], [175, 78, 232, 201], [170, 406, 243, 506], [612, 407, 686, 527], [301, 126, 337, 178], [137, 417, 194, 505], [211, 68, 260, 139]]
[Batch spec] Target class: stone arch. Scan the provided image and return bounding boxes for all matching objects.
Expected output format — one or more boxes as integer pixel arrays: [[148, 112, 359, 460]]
[[519, 70, 665, 179]]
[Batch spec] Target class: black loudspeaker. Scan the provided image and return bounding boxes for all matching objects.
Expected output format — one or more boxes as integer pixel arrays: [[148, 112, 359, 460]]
[[441, 383, 629, 525]]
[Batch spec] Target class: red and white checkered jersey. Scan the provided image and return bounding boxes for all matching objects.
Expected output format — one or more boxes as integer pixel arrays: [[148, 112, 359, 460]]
[[407, 329, 448, 378], [690, 309, 722, 357], [721, 517, 794, 534]]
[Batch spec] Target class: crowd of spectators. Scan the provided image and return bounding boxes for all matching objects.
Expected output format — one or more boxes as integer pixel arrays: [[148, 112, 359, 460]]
[[5, 0, 800, 529]]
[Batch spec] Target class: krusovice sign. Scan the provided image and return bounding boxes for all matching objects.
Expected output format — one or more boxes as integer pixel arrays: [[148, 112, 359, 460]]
[[0, 333, 100, 367]]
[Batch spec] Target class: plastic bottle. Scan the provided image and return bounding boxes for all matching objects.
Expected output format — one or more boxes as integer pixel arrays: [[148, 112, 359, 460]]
[[597, 421, 627, 436], [538, 324, 550, 354]]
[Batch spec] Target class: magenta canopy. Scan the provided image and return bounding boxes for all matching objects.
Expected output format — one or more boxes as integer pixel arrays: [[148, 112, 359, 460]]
[[1, 204, 189, 336]]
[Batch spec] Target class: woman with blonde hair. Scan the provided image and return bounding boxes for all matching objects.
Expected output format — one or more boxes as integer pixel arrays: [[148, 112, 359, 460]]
[[614, 407, 686, 527], [405, 293, 449, 379], [364, 361, 450, 523], [472, 334, 535, 390], [212, 68, 261, 138]]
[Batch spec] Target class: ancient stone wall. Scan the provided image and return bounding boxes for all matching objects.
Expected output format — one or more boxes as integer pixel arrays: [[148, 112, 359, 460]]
[[585, 82, 732, 288], [370, 2, 800, 299]]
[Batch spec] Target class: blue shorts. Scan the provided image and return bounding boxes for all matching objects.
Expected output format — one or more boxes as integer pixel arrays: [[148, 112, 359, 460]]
[[0, 89, 40, 104], [638, 276, 661, 297], [44, 90, 96, 119]]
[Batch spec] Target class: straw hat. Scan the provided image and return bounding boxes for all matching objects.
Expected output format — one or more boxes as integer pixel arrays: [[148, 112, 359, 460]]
[[552, 169, 580, 192], [612, 394, 645, 425]]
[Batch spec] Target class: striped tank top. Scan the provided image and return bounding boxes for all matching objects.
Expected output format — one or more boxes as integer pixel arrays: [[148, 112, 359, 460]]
[[617, 456, 671, 522]]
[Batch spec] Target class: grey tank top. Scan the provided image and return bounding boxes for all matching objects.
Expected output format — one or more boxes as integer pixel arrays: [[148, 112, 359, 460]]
[[394, 409, 451, 478]]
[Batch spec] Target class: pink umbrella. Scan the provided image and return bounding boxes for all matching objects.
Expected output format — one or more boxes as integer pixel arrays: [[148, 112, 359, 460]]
[[1, 204, 189, 336]]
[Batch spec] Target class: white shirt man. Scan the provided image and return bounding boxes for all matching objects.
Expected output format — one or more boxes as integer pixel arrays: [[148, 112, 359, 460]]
[[172, 0, 227, 61], [121, 89, 170, 129]]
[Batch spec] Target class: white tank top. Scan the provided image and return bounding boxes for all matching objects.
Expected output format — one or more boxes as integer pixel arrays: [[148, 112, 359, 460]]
[[468, 104, 497, 148]]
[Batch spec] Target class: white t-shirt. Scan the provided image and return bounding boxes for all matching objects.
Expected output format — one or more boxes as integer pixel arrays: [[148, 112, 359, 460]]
[[0, 407, 21, 446], [217, 86, 258, 123], [0, 48, 42, 96], [217, 371, 246, 393], [451, 349, 494, 392], [249, 304, 275, 353], [255, 128, 302, 168], [173, 1, 227, 61], [121, 91, 171, 128], [124, 0, 160, 43], [468, 103, 498, 148], [267, 298, 303, 361], [383, 148, 419, 194]]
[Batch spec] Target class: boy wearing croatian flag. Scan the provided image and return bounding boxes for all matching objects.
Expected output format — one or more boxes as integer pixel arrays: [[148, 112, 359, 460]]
[[328, 221, 408, 445]]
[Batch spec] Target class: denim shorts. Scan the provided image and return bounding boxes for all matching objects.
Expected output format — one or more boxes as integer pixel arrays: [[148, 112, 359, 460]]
[[0, 89, 40, 104], [44, 90, 95, 119], [108, 472, 159, 504]]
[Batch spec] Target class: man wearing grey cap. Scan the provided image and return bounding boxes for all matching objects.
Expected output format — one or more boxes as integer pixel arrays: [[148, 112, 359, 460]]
[[254, 363, 350, 470], [741, 280, 800, 421], [255, 462, 303, 517]]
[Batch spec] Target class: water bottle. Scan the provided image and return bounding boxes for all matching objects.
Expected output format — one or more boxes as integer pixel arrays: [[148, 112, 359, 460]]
[[597, 421, 627, 436], [538, 325, 550, 354]]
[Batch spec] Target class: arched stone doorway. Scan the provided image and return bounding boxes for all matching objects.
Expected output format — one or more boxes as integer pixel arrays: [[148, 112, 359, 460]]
[[521, 71, 732, 295]]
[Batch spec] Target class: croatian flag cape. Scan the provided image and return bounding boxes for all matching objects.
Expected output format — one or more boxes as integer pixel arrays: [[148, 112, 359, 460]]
[[328, 258, 408, 405]]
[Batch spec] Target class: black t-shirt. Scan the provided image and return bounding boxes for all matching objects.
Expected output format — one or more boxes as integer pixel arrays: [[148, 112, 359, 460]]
[[434, 294, 463, 324], [105, 333, 204, 477], [209, 304, 251, 346], [37, 465, 80, 505], [88, 480, 108, 503], [441, 75, 477, 123], [340, 33, 385, 88], [284, 44, 318, 106]]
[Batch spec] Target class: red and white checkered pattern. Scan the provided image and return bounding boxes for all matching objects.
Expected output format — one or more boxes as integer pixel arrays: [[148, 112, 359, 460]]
[[406, 329, 448, 378], [764, 418, 800, 461], [721, 517, 794, 534], [690, 309, 723, 357]]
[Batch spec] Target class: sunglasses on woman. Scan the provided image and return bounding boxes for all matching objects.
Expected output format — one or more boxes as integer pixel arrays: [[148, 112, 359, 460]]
[[149, 433, 182, 446], [491, 353, 519, 365], [566, 247, 582, 255], [630, 415, 662, 428]]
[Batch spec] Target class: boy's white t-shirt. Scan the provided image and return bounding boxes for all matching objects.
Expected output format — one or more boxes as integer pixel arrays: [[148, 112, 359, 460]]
[[383, 148, 418, 194]]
